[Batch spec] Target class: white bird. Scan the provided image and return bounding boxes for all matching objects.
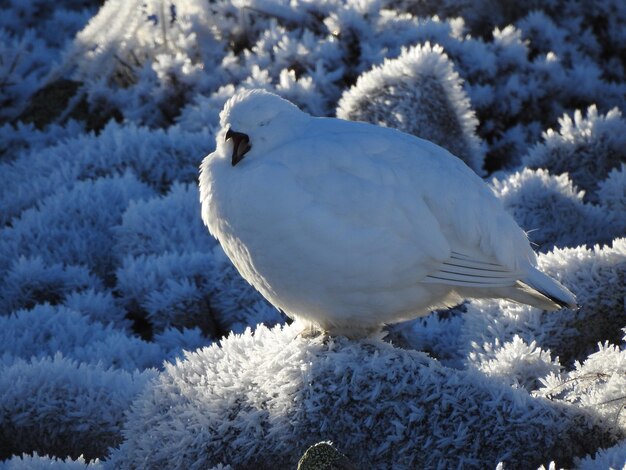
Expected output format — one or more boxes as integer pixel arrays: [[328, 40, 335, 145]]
[[199, 89, 576, 337]]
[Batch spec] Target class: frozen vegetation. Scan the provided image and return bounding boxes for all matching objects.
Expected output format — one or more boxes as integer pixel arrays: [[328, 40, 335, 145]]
[[0, 0, 624, 468]]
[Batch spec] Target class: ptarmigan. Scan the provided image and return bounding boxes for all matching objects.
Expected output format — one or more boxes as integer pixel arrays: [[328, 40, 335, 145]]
[[199, 89, 576, 337]]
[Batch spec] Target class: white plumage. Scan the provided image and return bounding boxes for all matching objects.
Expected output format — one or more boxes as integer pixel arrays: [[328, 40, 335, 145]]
[[199, 89, 576, 337]]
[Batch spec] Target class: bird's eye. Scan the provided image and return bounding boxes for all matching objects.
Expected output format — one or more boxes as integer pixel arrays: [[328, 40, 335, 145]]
[[258, 120, 270, 127]]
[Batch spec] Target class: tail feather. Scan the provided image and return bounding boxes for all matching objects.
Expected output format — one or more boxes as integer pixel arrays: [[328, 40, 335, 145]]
[[514, 268, 577, 311]]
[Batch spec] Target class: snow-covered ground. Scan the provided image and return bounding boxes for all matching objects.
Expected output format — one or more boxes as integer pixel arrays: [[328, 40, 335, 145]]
[[0, 0, 624, 468]]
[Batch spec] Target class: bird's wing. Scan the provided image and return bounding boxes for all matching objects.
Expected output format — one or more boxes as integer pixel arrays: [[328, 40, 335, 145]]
[[286, 118, 533, 287]]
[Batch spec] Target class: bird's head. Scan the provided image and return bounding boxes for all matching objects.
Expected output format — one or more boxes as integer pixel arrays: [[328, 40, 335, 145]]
[[219, 89, 305, 166]]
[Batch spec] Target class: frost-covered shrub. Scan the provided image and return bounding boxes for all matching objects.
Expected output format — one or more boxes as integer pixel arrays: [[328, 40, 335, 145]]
[[598, 163, 626, 214], [384, 306, 467, 368], [114, 182, 215, 258], [0, 0, 96, 48], [0, 257, 100, 315], [0, 354, 156, 461], [62, 289, 129, 329], [388, 0, 562, 37], [322, 3, 466, 81], [448, 20, 624, 170], [109, 323, 617, 469], [461, 300, 565, 385], [175, 86, 234, 132], [0, 173, 154, 279], [168, 2, 447, 123], [576, 440, 626, 470], [0, 452, 102, 469], [465, 25, 552, 169], [436, 0, 619, 54], [143, 277, 217, 335], [492, 168, 617, 251], [229, 24, 342, 116], [523, 106, 626, 202], [115, 247, 282, 337], [329, 8, 622, 172], [537, 240, 626, 361], [537, 341, 626, 433], [463, 240, 626, 368], [153, 326, 211, 362], [555, 1, 626, 81], [207, 246, 285, 333], [0, 123, 208, 224], [0, 30, 56, 123], [115, 251, 216, 335], [2, 259, 127, 327], [515, 11, 582, 66], [469, 335, 560, 391], [0, 121, 85, 164], [337, 42, 484, 174], [0, 304, 162, 371], [62, 0, 227, 125]]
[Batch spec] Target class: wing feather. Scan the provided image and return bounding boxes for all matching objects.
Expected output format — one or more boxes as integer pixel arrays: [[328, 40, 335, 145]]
[[424, 250, 521, 288]]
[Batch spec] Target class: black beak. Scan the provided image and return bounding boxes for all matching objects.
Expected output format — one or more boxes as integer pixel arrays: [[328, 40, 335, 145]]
[[225, 129, 252, 166]]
